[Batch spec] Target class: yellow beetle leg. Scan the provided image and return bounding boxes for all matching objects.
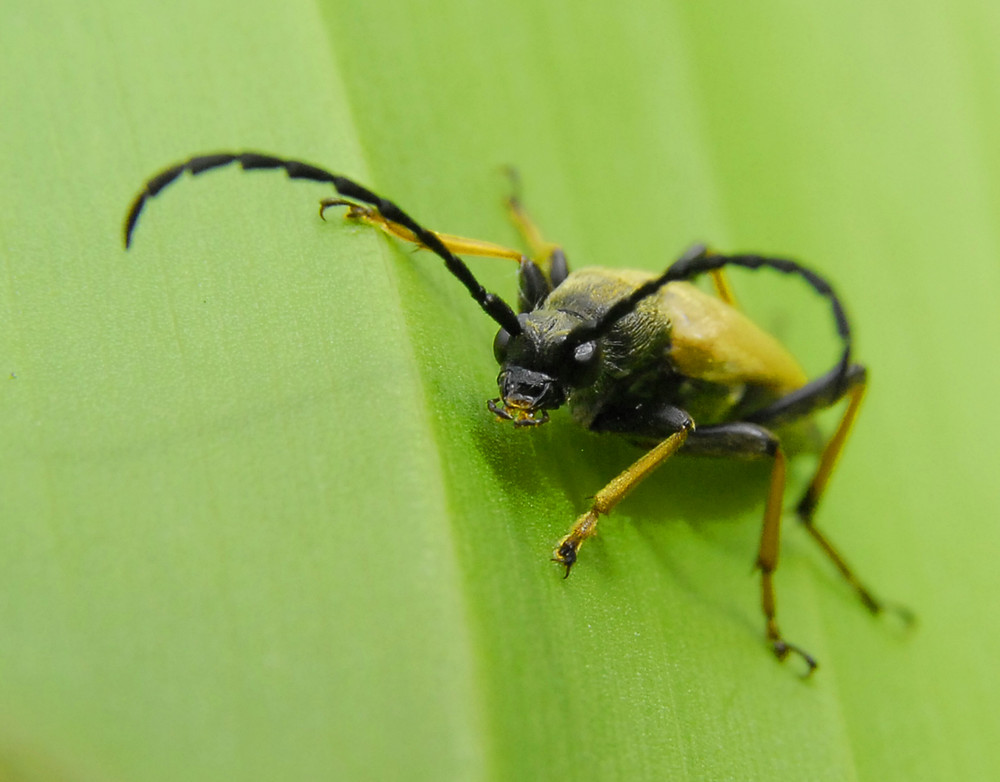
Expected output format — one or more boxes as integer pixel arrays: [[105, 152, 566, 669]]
[[796, 371, 866, 520], [708, 268, 740, 308], [794, 372, 912, 621], [553, 418, 694, 576], [320, 198, 526, 262], [673, 245, 739, 307], [506, 188, 558, 264], [750, 365, 912, 624], [756, 447, 818, 674], [502, 168, 570, 287]]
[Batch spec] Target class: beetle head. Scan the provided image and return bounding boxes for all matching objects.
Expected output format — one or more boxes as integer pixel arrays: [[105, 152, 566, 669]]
[[488, 312, 601, 426]]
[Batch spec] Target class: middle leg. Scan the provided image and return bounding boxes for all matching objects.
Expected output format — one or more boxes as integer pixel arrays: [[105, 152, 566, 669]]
[[684, 422, 818, 673]]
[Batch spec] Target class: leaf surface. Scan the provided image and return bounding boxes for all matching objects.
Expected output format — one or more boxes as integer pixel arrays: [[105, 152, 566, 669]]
[[1, 1, 998, 779]]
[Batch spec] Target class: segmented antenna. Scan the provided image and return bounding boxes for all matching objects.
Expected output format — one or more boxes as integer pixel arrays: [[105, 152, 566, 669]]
[[567, 244, 853, 388], [123, 152, 523, 336]]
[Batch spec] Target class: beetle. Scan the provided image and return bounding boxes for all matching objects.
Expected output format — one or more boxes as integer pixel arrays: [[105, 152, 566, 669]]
[[124, 151, 907, 673]]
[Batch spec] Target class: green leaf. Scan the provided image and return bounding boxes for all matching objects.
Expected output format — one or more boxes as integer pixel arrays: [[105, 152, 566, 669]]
[[2, 1, 998, 780]]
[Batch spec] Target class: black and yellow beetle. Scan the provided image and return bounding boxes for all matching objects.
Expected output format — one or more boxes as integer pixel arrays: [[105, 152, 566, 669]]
[[125, 152, 906, 673]]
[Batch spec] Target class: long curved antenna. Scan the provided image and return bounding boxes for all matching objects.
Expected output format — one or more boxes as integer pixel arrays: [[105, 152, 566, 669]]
[[567, 244, 853, 390], [123, 152, 523, 336]]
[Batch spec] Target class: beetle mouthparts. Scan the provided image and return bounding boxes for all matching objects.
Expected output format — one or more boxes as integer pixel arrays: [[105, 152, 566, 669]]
[[487, 398, 550, 427]]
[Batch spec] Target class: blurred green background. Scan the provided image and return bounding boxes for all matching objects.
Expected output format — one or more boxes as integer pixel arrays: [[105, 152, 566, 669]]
[[2, 1, 999, 779]]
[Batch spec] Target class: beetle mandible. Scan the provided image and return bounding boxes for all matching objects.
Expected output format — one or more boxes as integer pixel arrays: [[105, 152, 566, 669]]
[[124, 152, 908, 673]]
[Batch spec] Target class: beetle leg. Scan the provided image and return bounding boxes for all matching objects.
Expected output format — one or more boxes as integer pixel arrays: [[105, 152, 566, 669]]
[[796, 374, 915, 623], [674, 246, 740, 308], [669, 246, 739, 308], [682, 422, 817, 673], [320, 198, 527, 262], [747, 365, 911, 622], [554, 412, 694, 577], [322, 195, 557, 314], [505, 182, 556, 262], [795, 370, 866, 521], [650, 243, 739, 309], [708, 268, 739, 308], [503, 167, 569, 287], [754, 444, 819, 674]]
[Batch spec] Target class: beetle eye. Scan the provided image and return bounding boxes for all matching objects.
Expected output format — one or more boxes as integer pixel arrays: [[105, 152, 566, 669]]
[[565, 339, 600, 386], [493, 328, 511, 363], [573, 340, 597, 364]]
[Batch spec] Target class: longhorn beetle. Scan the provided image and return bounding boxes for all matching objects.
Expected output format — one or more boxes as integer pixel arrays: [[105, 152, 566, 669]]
[[124, 151, 909, 673]]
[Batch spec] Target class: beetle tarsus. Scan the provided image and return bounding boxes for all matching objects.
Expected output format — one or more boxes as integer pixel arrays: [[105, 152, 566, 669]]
[[318, 197, 362, 221], [771, 639, 818, 677], [552, 540, 578, 579]]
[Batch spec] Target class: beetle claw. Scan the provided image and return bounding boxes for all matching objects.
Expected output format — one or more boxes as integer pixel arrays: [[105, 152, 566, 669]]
[[551, 540, 578, 578], [771, 639, 818, 677]]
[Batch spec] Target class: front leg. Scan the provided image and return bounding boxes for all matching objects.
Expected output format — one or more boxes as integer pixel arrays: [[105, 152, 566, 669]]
[[554, 405, 693, 576], [320, 198, 527, 262], [322, 195, 562, 316]]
